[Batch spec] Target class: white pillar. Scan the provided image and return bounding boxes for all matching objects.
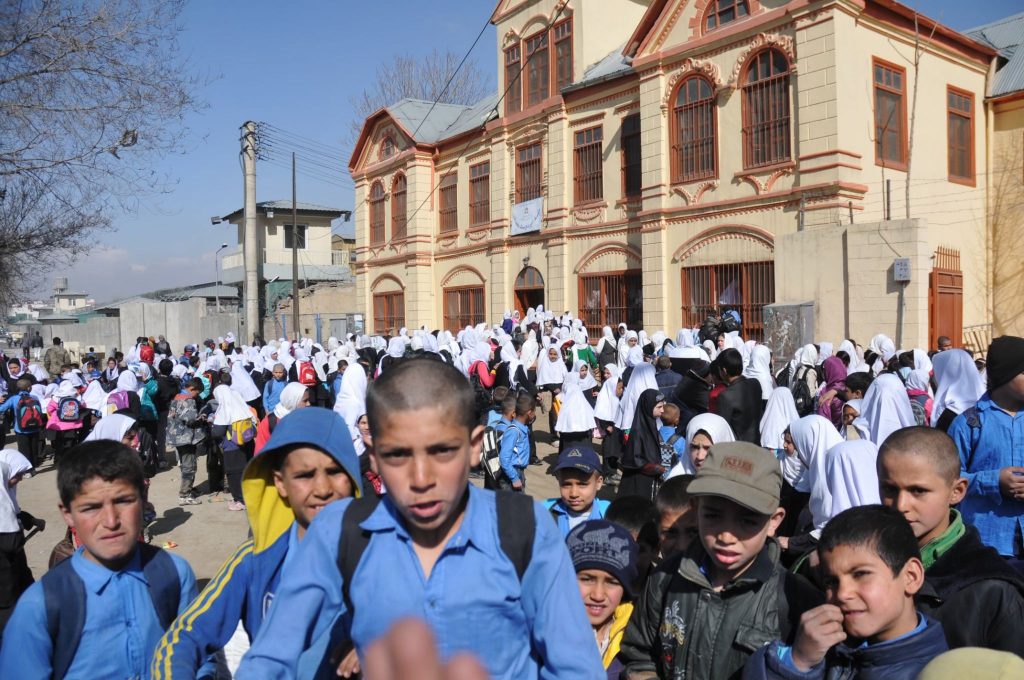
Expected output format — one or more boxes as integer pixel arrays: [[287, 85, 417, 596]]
[[241, 121, 259, 340]]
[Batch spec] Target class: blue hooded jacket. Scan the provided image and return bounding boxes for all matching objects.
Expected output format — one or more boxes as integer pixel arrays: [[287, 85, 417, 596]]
[[151, 407, 363, 679]]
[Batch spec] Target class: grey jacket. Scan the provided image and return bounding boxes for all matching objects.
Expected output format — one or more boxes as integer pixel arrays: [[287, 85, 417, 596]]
[[619, 539, 822, 680], [167, 395, 205, 447]]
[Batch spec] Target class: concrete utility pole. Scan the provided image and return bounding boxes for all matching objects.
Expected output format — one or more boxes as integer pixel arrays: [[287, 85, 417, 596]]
[[241, 121, 259, 341], [292, 152, 300, 341]]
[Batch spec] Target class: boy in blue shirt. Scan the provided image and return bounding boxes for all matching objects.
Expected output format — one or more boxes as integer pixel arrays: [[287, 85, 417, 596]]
[[0, 377, 43, 466], [545, 446, 610, 537], [236, 358, 602, 679], [745, 505, 947, 680], [151, 407, 363, 679], [0, 440, 212, 678], [499, 393, 535, 492]]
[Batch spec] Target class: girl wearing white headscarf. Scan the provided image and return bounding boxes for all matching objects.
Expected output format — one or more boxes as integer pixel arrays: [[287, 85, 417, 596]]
[[105, 371, 142, 418], [788, 414, 844, 540], [667, 412, 735, 478], [617, 330, 638, 368], [536, 346, 568, 432], [905, 368, 934, 426], [0, 448, 34, 605], [824, 439, 880, 520], [230, 359, 262, 407], [852, 373, 916, 446], [571, 359, 597, 398], [253, 382, 310, 455], [760, 387, 799, 451], [596, 326, 617, 365], [555, 375, 596, 452], [743, 344, 775, 402], [841, 399, 864, 440], [46, 380, 84, 460], [333, 364, 368, 440], [520, 330, 539, 371], [615, 363, 658, 431], [931, 348, 985, 431], [211, 384, 258, 509], [85, 413, 138, 444]]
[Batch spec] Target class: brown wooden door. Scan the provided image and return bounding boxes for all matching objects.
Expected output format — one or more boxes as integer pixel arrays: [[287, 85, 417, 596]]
[[929, 269, 963, 349]]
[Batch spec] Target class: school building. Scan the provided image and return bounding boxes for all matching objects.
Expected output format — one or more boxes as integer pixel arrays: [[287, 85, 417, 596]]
[[350, 0, 1018, 352]]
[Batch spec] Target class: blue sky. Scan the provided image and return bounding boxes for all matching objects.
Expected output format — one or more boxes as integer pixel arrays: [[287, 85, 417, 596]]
[[57, 0, 1022, 302]]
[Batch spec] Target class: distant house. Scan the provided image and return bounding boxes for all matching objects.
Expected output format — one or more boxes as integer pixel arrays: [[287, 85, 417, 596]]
[[218, 200, 353, 285]]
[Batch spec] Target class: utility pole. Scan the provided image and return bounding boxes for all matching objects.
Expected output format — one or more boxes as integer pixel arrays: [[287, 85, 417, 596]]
[[241, 121, 259, 341], [292, 152, 300, 341]]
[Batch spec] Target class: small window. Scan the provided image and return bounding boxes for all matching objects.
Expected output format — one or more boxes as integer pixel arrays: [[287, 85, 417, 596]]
[[391, 174, 407, 239], [526, 31, 549, 107], [873, 59, 907, 169], [470, 161, 490, 226], [621, 114, 642, 198], [705, 0, 750, 32], [284, 224, 306, 250], [673, 77, 717, 182], [574, 126, 603, 204], [516, 143, 543, 203], [369, 182, 386, 244], [505, 45, 522, 115], [554, 20, 573, 91], [380, 136, 395, 160], [947, 87, 974, 183], [443, 286, 486, 332], [742, 49, 791, 169], [439, 171, 458, 233], [373, 292, 405, 334]]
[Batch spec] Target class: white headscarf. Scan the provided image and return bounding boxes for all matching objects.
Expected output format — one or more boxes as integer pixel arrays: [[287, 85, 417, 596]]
[[789, 414, 844, 535], [617, 331, 636, 368], [536, 347, 568, 386], [931, 348, 984, 427], [212, 384, 256, 426], [615, 363, 658, 430], [386, 336, 405, 360], [81, 380, 108, 412], [760, 387, 799, 450], [906, 369, 932, 396], [625, 346, 644, 368], [667, 413, 735, 478], [555, 377, 597, 433], [333, 364, 368, 428], [912, 348, 932, 373], [115, 371, 139, 393], [229, 360, 261, 402], [824, 439, 880, 521], [0, 449, 33, 532], [85, 414, 136, 442], [596, 326, 615, 357], [273, 383, 309, 419], [572, 360, 597, 392], [842, 399, 864, 439], [853, 373, 916, 445], [743, 344, 774, 401], [594, 364, 621, 422], [520, 330, 539, 369]]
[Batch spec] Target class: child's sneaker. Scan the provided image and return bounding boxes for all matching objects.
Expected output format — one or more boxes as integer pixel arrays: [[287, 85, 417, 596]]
[[178, 496, 201, 506], [227, 500, 246, 511]]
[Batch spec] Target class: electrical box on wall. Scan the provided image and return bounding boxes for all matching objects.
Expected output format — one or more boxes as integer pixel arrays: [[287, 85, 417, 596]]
[[893, 258, 912, 282]]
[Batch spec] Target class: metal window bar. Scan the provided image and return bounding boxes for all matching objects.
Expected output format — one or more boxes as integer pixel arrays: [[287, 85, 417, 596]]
[[674, 78, 716, 182], [554, 20, 572, 90], [680, 261, 774, 342], [439, 173, 458, 232], [470, 163, 489, 226], [622, 114, 642, 198], [742, 52, 790, 169], [369, 184, 386, 244], [374, 292, 405, 334], [505, 46, 522, 114], [526, 33, 549, 106], [578, 270, 643, 338], [517, 144, 542, 202], [574, 127, 603, 204], [443, 287, 485, 332], [391, 177, 407, 239]]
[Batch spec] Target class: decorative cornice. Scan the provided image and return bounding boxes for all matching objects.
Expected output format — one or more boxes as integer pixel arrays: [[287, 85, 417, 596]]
[[440, 264, 487, 288], [370, 272, 405, 292], [728, 33, 797, 88], [734, 163, 794, 195], [671, 180, 719, 205], [574, 242, 642, 274], [661, 58, 723, 116], [671, 224, 775, 263]]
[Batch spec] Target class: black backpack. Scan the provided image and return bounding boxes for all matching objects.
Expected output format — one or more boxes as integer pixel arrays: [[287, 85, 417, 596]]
[[791, 366, 814, 417], [43, 543, 180, 678], [698, 316, 721, 345], [468, 371, 492, 423]]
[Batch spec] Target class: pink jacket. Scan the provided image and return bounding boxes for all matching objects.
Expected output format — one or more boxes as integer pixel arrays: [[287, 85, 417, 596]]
[[46, 398, 83, 430]]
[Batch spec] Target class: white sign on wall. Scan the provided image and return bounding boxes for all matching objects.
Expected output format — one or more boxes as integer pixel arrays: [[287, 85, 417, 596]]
[[510, 197, 543, 236]]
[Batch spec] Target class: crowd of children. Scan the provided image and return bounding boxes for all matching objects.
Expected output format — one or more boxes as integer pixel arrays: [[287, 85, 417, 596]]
[[0, 317, 1020, 679]]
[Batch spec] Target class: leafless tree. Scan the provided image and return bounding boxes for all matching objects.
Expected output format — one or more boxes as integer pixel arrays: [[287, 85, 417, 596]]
[[346, 49, 493, 145], [0, 0, 204, 301]]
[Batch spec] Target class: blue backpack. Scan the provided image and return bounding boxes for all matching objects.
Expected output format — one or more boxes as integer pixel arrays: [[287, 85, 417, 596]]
[[43, 544, 180, 678]]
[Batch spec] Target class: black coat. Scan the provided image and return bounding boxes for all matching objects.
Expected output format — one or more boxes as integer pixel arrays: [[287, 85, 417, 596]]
[[916, 523, 1024, 656], [715, 377, 764, 444]]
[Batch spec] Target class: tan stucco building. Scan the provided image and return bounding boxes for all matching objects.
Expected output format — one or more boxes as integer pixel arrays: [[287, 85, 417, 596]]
[[351, 0, 1001, 351]]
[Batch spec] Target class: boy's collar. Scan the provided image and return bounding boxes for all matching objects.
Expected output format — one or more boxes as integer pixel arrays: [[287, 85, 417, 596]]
[[71, 545, 146, 594], [683, 538, 777, 588]]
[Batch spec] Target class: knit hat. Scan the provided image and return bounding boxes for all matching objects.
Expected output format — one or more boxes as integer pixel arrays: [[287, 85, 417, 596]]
[[687, 441, 782, 515], [917, 648, 1024, 680], [566, 520, 639, 597], [985, 336, 1024, 391]]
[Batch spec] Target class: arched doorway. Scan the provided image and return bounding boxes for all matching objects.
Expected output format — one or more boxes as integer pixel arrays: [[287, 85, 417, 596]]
[[514, 266, 544, 317]]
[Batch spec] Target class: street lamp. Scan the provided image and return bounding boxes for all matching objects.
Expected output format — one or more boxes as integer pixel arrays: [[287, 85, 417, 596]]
[[215, 243, 229, 312]]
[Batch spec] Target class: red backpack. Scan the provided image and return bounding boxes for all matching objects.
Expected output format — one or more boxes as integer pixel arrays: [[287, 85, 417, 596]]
[[298, 361, 318, 387], [17, 394, 43, 432], [140, 345, 154, 364]]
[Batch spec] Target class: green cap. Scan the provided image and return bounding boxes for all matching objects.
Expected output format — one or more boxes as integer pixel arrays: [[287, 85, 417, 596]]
[[687, 442, 782, 515]]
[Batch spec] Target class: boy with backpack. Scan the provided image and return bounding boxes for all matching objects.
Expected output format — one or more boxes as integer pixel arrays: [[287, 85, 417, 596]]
[[0, 377, 44, 466], [877, 426, 1024, 654], [0, 440, 213, 677], [745, 505, 947, 680], [167, 378, 207, 506], [46, 380, 84, 464], [544, 446, 610, 538], [236, 358, 603, 679], [152, 407, 363, 679], [619, 441, 822, 680], [498, 393, 535, 492]]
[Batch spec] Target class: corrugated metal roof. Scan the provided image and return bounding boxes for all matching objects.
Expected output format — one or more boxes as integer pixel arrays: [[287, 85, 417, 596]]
[[387, 95, 500, 144], [221, 200, 346, 222], [564, 44, 633, 93], [967, 11, 1024, 98]]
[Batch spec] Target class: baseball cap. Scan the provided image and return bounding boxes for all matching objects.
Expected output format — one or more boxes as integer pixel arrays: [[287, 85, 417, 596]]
[[686, 442, 781, 515], [554, 446, 602, 477]]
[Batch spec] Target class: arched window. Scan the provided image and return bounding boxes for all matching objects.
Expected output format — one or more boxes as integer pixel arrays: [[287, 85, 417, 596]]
[[369, 181, 386, 244], [704, 0, 750, 32], [672, 76, 717, 183], [380, 135, 395, 160], [391, 174, 407, 239], [741, 48, 791, 169]]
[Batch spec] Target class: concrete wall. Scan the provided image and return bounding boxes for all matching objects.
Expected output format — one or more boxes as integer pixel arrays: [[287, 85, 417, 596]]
[[264, 282, 357, 341], [777, 219, 930, 349]]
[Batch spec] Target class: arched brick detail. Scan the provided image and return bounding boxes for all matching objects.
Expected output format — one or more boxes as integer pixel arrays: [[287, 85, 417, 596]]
[[440, 264, 487, 288], [671, 225, 775, 263], [729, 34, 797, 88], [574, 242, 642, 274], [689, 0, 763, 39], [371, 273, 405, 293]]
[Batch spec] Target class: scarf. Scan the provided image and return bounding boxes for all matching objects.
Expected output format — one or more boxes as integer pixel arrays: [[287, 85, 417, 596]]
[[624, 389, 665, 471], [274, 382, 309, 419], [667, 412, 735, 478], [920, 510, 966, 570]]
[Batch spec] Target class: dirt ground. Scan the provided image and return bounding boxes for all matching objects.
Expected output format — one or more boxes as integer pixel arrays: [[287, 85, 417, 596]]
[[13, 415, 598, 584]]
